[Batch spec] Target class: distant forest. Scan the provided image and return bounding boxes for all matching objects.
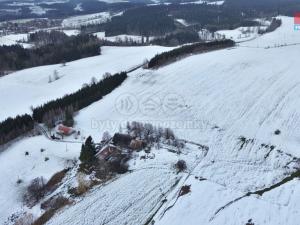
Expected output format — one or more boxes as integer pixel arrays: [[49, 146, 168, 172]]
[[0, 0, 146, 22], [80, 1, 292, 38], [0, 31, 101, 74]]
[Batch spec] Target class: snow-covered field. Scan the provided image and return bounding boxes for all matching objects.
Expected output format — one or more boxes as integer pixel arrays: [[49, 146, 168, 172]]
[[0, 33, 32, 48], [55, 16, 300, 224], [180, 0, 224, 5], [1, 16, 300, 225], [46, 143, 204, 225], [0, 45, 172, 121], [62, 12, 112, 28], [216, 26, 261, 42], [0, 136, 81, 224], [94, 31, 155, 43]]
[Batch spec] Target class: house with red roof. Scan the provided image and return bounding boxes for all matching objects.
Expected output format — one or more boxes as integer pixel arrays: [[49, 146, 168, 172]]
[[55, 124, 75, 136]]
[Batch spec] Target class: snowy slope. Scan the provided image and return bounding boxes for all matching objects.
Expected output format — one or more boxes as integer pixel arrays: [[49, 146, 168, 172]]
[[0, 33, 32, 48], [0, 136, 81, 225], [0, 45, 172, 121], [62, 12, 111, 28], [45, 16, 300, 224], [45, 142, 205, 225], [1, 16, 300, 225]]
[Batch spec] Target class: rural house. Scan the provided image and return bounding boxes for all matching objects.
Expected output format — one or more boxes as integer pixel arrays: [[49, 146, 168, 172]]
[[55, 124, 75, 136], [96, 144, 121, 160]]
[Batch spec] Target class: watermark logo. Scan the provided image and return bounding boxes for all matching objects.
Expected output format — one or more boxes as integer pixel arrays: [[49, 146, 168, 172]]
[[115, 93, 138, 116], [294, 13, 300, 30], [115, 92, 185, 116]]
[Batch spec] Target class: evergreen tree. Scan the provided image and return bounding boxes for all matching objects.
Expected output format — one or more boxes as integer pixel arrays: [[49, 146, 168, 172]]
[[79, 136, 97, 165], [63, 108, 74, 127]]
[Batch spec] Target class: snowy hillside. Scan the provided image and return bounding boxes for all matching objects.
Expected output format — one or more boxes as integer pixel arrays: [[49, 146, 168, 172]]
[[0, 45, 172, 121], [1, 16, 300, 225], [0, 33, 32, 48], [48, 16, 300, 225]]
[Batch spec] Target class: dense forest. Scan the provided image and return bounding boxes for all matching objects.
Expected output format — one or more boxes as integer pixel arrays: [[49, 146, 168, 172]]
[[33, 72, 127, 126], [148, 39, 235, 68], [0, 0, 146, 22], [28, 30, 70, 47], [104, 6, 176, 36], [0, 114, 34, 146], [80, 3, 262, 37], [0, 31, 101, 74]]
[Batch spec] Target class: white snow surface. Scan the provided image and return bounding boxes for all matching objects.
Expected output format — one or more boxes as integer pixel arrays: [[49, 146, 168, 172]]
[[1, 16, 300, 225], [0, 33, 32, 48], [62, 12, 111, 28], [94, 32, 155, 43], [0, 45, 172, 121], [0, 136, 81, 224], [50, 16, 300, 225], [180, 0, 224, 5]]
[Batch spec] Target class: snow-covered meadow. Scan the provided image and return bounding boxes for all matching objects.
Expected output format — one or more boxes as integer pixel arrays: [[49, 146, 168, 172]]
[[62, 12, 112, 28], [1, 16, 300, 225], [0, 33, 32, 48], [0, 45, 172, 121], [55, 16, 300, 225]]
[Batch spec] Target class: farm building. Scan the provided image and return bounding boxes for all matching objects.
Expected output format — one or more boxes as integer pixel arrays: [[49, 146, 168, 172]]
[[96, 144, 121, 160], [55, 124, 76, 136]]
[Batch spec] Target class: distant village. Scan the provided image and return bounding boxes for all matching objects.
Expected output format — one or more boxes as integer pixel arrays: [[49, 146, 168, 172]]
[[0, 18, 61, 36]]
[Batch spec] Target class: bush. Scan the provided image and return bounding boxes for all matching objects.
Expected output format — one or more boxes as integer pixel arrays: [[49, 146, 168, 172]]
[[13, 213, 34, 225], [16, 179, 23, 184], [41, 195, 71, 211], [274, 129, 281, 135], [76, 172, 91, 196], [176, 160, 187, 172], [24, 177, 47, 207], [33, 196, 71, 225], [32, 209, 56, 225], [45, 169, 69, 192], [179, 185, 191, 196]]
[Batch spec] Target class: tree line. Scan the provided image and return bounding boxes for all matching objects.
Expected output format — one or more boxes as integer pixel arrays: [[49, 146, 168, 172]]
[[148, 39, 235, 68], [0, 72, 127, 146], [32, 72, 127, 126], [28, 30, 69, 47], [0, 114, 34, 146], [0, 32, 101, 74], [151, 30, 200, 46], [258, 18, 282, 34]]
